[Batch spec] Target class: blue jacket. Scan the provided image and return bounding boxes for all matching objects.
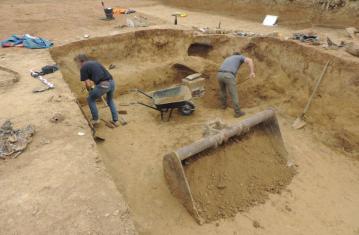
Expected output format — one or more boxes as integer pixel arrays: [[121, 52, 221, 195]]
[[1, 34, 53, 49]]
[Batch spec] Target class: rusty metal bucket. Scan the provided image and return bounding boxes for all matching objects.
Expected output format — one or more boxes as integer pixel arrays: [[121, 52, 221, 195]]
[[163, 108, 288, 224]]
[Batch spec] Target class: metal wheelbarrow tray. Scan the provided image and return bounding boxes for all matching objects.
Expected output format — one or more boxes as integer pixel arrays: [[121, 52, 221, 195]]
[[137, 85, 195, 121]]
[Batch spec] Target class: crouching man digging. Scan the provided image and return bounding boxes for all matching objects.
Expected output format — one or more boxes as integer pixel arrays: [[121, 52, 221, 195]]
[[218, 52, 255, 118], [74, 54, 119, 127]]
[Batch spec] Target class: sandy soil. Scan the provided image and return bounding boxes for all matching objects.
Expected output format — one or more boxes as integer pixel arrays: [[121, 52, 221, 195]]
[[0, 0, 147, 234], [185, 128, 295, 223], [0, 50, 136, 234], [0, 66, 20, 88], [161, 0, 359, 28], [95, 93, 359, 235], [0, 0, 358, 234]]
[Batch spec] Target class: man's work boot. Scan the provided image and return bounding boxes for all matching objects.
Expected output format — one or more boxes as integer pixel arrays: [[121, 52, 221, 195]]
[[110, 120, 119, 127], [91, 119, 100, 127], [234, 110, 246, 118]]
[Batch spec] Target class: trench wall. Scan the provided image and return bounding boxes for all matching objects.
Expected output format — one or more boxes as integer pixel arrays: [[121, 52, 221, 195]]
[[50, 29, 196, 99]]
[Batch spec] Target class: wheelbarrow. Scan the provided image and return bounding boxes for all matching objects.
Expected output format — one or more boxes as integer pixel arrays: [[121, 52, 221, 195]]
[[136, 85, 195, 121]]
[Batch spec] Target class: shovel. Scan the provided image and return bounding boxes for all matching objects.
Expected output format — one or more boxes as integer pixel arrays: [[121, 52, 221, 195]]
[[236, 77, 251, 86], [292, 60, 330, 129], [76, 100, 105, 142]]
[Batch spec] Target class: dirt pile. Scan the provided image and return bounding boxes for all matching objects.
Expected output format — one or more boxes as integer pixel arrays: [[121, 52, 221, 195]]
[[160, 0, 359, 28], [184, 127, 295, 223]]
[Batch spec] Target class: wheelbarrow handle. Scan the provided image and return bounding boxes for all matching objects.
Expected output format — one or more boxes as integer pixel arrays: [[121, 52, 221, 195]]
[[137, 102, 160, 111], [136, 89, 153, 99]]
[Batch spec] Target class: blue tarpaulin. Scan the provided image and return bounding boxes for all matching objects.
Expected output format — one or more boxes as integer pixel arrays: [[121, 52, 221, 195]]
[[1, 34, 53, 49]]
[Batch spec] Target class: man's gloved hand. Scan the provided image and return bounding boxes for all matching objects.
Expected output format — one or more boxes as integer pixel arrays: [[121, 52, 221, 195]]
[[86, 85, 94, 92], [82, 80, 95, 92], [81, 85, 94, 93]]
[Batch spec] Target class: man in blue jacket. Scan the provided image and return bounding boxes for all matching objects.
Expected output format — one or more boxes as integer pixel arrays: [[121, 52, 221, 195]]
[[74, 54, 119, 126]]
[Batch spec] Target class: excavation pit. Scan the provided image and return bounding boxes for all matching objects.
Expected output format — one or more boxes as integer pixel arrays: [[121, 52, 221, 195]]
[[50, 28, 359, 233]]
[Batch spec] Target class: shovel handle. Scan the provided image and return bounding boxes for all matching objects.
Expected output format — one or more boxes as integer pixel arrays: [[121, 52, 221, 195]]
[[136, 89, 153, 99], [236, 77, 251, 86], [302, 61, 330, 115], [75, 100, 105, 140]]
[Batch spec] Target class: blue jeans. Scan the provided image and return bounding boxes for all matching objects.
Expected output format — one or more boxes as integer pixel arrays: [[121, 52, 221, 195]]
[[87, 80, 118, 122]]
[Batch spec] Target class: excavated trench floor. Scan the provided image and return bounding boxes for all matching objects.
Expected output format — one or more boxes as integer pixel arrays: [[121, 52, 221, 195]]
[[50, 28, 359, 234]]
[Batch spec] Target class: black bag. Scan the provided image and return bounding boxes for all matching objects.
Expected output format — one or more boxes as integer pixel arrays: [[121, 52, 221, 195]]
[[41, 64, 59, 75]]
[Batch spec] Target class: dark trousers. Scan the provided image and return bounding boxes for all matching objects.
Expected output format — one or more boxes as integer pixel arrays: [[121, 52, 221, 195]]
[[217, 72, 241, 114], [87, 80, 118, 122]]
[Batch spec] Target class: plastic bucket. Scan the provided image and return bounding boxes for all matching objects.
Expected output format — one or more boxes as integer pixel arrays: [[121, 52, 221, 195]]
[[104, 8, 114, 19]]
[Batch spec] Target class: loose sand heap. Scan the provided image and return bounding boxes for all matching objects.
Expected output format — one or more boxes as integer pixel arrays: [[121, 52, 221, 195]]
[[184, 127, 295, 223]]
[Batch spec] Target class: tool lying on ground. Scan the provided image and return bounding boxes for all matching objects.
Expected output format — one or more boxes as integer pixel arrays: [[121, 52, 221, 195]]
[[30, 70, 55, 92], [100, 96, 128, 125], [32, 87, 52, 93], [101, 118, 115, 129], [163, 108, 288, 224], [135, 84, 195, 121], [292, 60, 330, 129], [31, 64, 59, 77], [76, 100, 105, 142]]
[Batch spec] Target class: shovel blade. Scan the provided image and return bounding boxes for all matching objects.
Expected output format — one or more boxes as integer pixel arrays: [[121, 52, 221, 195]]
[[94, 135, 106, 142], [292, 117, 306, 129]]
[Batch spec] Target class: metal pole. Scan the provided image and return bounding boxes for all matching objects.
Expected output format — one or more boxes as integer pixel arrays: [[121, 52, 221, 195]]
[[176, 109, 276, 161]]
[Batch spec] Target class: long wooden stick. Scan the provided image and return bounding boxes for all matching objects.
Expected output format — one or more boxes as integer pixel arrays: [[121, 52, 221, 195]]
[[301, 60, 330, 117], [76, 100, 105, 142]]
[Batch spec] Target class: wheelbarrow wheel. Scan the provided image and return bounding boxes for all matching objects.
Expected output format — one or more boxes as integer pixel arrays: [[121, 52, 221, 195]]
[[179, 102, 195, 116]]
